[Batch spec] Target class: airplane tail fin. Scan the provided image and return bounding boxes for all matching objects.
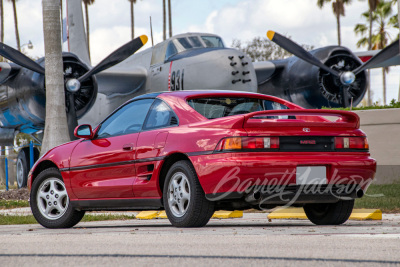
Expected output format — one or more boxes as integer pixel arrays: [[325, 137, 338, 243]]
[[65, 0, 91, 66]]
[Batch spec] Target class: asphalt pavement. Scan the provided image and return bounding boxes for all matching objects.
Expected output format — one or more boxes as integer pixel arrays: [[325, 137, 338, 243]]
[[1, 213, 400, 266]]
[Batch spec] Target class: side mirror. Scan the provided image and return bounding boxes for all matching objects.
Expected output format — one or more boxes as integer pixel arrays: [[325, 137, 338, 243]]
[[74, 124, 93, 139]]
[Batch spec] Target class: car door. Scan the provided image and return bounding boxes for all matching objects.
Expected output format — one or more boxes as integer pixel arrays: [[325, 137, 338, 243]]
[[134, 99, 179, 198], [70, 98, 154, 199]]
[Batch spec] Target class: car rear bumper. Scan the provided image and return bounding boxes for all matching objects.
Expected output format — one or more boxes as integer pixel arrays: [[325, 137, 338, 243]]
[[189, 152, 376, 203]]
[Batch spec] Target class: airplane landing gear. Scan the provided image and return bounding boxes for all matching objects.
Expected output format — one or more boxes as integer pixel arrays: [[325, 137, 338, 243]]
[[16, 147, 39, 188]]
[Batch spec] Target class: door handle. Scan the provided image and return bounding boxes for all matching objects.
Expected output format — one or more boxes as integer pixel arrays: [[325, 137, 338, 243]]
[[123, 144, 134, 151]]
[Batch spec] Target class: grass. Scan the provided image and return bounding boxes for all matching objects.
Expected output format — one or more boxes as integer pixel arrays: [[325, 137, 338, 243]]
[[323, 99, 400, 111], [355, 184, 400, 213], [0, 214, 136, 225], [0, 200, 30, 209]]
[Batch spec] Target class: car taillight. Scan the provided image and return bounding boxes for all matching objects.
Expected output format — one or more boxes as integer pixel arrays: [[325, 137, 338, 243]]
[[335, 137, 369, 150], [217, 137, 279, 151]]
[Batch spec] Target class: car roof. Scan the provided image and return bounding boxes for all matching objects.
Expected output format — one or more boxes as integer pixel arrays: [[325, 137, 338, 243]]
[[130, 90, 301, 110], [133, 90, 262, 100]]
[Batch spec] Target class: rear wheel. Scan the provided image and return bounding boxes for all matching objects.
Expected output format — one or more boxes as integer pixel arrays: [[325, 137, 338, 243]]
[[163, 160, 214, 227], [30, 168, 85, 228], [303, 199, 354, 225]]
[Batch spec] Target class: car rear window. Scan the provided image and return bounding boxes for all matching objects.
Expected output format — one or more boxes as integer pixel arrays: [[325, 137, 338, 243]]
[[187, 97, 288, 119]]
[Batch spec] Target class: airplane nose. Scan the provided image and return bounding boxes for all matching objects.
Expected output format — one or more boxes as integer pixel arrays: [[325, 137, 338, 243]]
[[180, 48, 257, 92], [227, 55, 253, 85]]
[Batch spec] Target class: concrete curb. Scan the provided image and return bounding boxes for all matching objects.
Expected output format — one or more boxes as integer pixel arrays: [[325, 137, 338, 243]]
[[267, 207, 382, 220], [212, 210, 243, 219], [136, 210, 244, 220]]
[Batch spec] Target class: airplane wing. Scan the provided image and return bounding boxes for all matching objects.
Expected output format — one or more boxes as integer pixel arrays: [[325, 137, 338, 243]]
[[253, 60, 287, 85], [96, 67, 148, 97], [355, 50, 400, 68]]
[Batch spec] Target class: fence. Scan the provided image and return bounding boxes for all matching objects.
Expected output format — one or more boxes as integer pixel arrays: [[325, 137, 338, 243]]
[[1, 141, 41, 191]]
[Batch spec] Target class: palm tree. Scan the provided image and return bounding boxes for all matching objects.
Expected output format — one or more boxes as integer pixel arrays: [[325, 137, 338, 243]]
[[7, 0, 20, 51], [0, 0, 3, 61], [128, 0, 137, 39], [82, 0, 95, 61], [163, 0, 166, 40], [365, 0, 380, 105], [168, 0, 172, 37], [41, 0, 70, 155], [354, 1, 395, 105], [317, 0, 352, 45]]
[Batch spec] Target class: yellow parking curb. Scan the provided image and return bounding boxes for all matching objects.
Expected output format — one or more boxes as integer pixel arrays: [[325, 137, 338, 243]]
[[212, 210, 243, 219], [267, 207, 382, 220], [136, 211, 159, 220], [267, 208, 308, 220], [156, 211, 168, 219], [349, 209, 382, 220]]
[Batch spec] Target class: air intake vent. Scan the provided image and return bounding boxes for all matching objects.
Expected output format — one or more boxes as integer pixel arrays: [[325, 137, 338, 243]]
[[170, 116, 178, 125]]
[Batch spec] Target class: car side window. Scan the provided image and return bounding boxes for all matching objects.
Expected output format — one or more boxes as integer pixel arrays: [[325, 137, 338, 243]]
[[96, 99, 154, 138], [143, 99, 178, 130]]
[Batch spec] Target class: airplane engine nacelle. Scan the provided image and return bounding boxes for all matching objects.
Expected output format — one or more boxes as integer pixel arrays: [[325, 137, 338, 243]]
[[0, 53, 97, 134], [259, 46, 368, 109]]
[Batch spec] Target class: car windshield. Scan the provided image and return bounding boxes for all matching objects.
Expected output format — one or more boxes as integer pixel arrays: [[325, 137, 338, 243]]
[[187, 97, 288, 119]]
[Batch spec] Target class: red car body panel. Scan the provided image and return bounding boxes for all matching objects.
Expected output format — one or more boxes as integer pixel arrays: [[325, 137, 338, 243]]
[[190, 152, 376, 196], [28, 91, 376, 209]]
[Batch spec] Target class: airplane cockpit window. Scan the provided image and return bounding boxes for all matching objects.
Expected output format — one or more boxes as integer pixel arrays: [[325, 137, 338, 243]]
[[188, 37, 203, 48], [177, 38, 192, 49], [150, 42, 168, 66], [165, 35, 225, 61], [201, 36, 225, 48], [165, 42, 178, 60]]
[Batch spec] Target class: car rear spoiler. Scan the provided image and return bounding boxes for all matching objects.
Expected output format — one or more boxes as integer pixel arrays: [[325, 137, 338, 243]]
[[243, 109, 360, 129]]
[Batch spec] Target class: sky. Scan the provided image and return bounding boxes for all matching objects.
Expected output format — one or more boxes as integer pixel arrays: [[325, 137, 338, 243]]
[[1, 0, 399, 104]]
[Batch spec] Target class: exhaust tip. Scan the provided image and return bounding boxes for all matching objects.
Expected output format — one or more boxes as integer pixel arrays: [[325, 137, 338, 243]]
[[356, 189, 364, 198]]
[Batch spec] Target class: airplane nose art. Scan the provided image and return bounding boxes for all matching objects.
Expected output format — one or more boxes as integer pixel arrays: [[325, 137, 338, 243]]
[[177, 49, 257, 92]]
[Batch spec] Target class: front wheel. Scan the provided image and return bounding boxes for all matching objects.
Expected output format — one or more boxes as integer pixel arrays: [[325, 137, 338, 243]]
[[163, 160, 214, 227], [30, 168, 85, 228], [303, 199, 354, 225]]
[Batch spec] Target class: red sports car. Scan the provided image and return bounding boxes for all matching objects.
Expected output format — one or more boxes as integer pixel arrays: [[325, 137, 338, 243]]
[[28, 91, 376, 228]]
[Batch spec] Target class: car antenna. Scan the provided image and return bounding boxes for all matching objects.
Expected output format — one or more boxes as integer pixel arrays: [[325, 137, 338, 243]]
[[150, 16, 154, 47]]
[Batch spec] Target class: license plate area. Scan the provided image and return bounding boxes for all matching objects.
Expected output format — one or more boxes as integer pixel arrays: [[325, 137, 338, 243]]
[[296, 166, 327, 185]]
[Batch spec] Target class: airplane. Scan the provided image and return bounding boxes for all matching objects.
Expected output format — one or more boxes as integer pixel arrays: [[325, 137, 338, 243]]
[[0, 0, 398, 188]]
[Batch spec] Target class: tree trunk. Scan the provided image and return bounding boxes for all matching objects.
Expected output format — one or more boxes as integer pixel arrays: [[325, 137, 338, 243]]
[[366, 70, 371, 106], [163, 0, 166, 40], [41, 0, 70, 155], [0, 0, 3, 62], [84, 2, 90, 60], [336, 11, 341, 46], [131, 1, 134, 39], [168, 0, 172, 38], [382, 68, 386, 105], [367, 9, 373, 106], [12, 0, 20, 51], [398, 1, 400, 102]]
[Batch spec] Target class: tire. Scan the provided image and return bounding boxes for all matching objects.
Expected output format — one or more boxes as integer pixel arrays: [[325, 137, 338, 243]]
[[163, 160, 214, 227], [17, 147, 40, 188], [30, 168, 85, 228], [303, 199, 354, 225]]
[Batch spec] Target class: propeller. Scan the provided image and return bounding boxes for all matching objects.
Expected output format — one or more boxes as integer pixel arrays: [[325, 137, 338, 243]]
[[65, 35, 148, 138], [267, 30, 399, 107], [0, 35, 148, 139], [0, 42, 45, 75]]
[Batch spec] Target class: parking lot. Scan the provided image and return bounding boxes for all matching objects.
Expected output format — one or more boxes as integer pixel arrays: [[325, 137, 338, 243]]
[[1, 213, 399, 266]]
